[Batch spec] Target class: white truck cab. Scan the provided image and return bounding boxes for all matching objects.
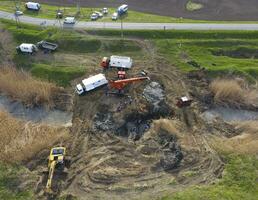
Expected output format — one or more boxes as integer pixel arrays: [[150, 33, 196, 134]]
[[76, 73, 108, 95], [25, 2, 41, 11], [16, 43, 38, 54]]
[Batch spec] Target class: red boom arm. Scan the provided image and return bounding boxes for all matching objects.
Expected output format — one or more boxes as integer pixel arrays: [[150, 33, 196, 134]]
[[109, 77, 149, 90]]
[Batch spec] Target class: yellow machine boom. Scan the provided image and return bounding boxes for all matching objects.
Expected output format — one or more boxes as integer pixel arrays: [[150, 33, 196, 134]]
[[45, 147, 67, 194]]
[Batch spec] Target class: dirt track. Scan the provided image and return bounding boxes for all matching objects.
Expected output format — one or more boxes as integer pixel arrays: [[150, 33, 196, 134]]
[[37, 0, 258, 21]]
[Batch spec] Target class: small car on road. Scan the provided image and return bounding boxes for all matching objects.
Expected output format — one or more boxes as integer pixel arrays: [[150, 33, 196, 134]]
[[112, 12, 118, 20], [90, 13, 98, 20], [64, 17, 76, 24]]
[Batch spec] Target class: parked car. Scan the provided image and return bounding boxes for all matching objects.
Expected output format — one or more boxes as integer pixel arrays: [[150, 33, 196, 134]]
[[95, 11, 103, 18], [64, 17, 76, 24], [112, 12, 118, 20], [15, 10, 23, 16], [90, 13, 98, 20], [101, 7, 108, 14], [25, 2, 40, 11]]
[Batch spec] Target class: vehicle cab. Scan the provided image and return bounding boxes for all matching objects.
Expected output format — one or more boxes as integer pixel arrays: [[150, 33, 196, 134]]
[[75, 84, 85, 95]]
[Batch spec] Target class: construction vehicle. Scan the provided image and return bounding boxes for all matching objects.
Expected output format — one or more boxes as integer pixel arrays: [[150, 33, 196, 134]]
[[75, 73, 108, 95], [117, 71, 126, 79], [101, 56, 133, 69], [176, 96, 192, 108], [45, 147, 69, 193], [109, 76, 150, 93]]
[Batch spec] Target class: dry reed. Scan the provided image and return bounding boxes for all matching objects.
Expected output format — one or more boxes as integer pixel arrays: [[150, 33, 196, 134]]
[[210, 78, 258, 107], [0, 66, 61, 108], [0, 110, 69, 163], [211, 121, 258, 155]]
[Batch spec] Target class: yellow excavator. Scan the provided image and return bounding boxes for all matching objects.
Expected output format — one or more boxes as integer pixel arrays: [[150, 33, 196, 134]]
[[45, 147, 69, 194]]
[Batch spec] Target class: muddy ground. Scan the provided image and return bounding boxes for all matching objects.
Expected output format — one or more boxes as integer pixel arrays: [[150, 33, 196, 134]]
[[37, 0, 258, 21], [25, 38, 242, 200]]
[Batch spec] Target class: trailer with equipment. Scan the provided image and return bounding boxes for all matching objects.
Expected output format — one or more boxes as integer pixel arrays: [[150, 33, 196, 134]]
[[36, 41, 58, 52], [101, 56, 133, 69]]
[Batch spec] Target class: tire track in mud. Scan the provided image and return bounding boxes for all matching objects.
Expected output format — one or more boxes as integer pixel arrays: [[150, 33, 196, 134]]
[[59, 38, 224, 199]]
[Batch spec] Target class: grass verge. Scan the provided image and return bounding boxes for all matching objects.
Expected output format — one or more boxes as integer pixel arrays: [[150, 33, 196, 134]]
[[162, 155, 258, 200], [0, 163, 35, 200]]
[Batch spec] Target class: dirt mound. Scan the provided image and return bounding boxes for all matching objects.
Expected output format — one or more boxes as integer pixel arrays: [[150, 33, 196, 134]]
[[37, 0, 258, 20]]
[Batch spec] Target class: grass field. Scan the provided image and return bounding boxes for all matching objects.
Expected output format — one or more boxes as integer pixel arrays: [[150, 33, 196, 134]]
[[87, 29, 258, 82], [0, 163, 34, 200], [0, 19, 143, 86], [162, 155, 258, 200]]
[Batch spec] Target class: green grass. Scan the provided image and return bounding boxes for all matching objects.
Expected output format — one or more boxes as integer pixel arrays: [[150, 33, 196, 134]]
[[87, 29, 258, 81], [155, 39, 258, 82], [162, 155, 258, 200], [0, 163, 34, 200], [0, 20, 143, 86], [31, 64, 85, 86]]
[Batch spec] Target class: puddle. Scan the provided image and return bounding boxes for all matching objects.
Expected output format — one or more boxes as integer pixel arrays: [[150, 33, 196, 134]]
[[0, 95, 72, 126], [202, 106, 258, 122]]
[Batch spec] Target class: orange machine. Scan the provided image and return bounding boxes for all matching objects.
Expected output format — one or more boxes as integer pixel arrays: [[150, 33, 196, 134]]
[[101, 57, 110, 68], [117, 71, 126, 79], [109, 76, 149, 92]]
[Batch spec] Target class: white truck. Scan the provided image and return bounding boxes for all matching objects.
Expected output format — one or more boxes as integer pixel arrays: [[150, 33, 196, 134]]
[[16, 43, 38, 54], [101, 55, 133, 69], [25, 2, 41, 11], [76, 73, 108, 95]]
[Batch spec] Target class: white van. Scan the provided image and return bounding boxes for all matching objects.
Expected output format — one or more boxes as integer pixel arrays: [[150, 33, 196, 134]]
[[76, 74, 108, 95], [25, 2, 41, 11], [16, 43, 38, 54], [117, 4, 128, 15], [64, 17, 76, 24]]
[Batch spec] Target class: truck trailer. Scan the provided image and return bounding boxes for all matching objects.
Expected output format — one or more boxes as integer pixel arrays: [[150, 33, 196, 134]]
[[36, 40, 58, 51], [101, 55, 133, 69], [75, 73, 108, 95]]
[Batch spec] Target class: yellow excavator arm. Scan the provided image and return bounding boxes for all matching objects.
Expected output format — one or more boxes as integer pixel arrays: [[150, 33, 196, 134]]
[[45, 160, 57, 193]]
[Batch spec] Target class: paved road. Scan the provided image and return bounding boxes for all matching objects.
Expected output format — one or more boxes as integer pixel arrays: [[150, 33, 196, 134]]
[[2, 10, 258, 30]]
